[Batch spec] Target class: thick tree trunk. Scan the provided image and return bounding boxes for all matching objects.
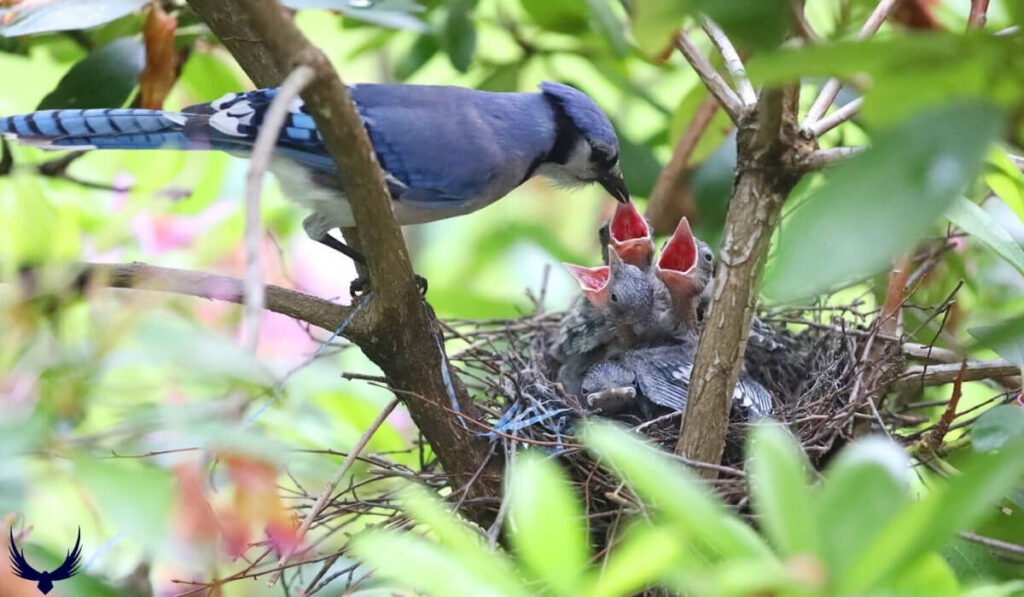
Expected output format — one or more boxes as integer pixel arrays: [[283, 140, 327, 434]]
[[675, 87, 810, 473]]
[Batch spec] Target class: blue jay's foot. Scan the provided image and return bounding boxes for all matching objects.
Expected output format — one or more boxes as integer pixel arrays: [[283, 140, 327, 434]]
[[317, 234, 368, 265], [349, 274, 428, 297]]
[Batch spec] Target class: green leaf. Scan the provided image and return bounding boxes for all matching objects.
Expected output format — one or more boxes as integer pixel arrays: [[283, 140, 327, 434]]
[[583, 421, 772, 560], [962, 581, 1024, 597], [74, 457, 172, 552], [584, 0, 628, 56], [948, 196, 1024, 279], [281, 0, 427, 31], [764, 102, 1003, 303], [395, 34, 439, 80], [588, 523, 684, 597], [0, 0, 147, 36], [520, 0, 589, 33], [508, 453, 590, 597], [693, 0, 792, 50], [816, 437, 911, 584], [973, 405, 1024, 453], [179, 51, 244, 103], [631, 0, 690, 57], [441, 0, 477, 72], [888, 552, 961, 597], [747, 34, 1024, 126], [351, 530, 527, 597], [746, 422, 818, 557], [985, 149, 1024, 220], [838, 434, 1024, 594], [38, 38, 145, 110], [400, 485, 525, 589], [968, 317, 1024, 369]]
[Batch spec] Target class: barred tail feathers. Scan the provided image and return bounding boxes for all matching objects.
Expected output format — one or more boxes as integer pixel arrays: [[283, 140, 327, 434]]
[[0, 108, 206, 151]]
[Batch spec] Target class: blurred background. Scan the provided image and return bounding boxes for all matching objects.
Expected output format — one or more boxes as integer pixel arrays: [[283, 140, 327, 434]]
[[1, 0, 1023, 595]]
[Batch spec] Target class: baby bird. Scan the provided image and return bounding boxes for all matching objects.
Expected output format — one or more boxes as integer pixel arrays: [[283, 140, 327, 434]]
[[580, 342, 774, 421]]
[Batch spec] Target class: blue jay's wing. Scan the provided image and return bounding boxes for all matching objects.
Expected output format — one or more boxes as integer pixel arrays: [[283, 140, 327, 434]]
[[734, 376, 773, 420], [349, 84, 557, 205], [551, 296, 616, 361], [632, 352, 692, 412]]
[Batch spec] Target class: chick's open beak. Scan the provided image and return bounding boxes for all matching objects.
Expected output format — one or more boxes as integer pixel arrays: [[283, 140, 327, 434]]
[[598, 166, 630, 203]]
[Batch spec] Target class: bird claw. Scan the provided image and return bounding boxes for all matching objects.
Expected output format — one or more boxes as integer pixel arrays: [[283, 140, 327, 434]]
[[348, 274, 428, 298]]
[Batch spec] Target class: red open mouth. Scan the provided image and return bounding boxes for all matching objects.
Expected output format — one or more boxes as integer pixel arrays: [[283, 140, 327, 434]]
[[658, 217, 697, 274], [609, 201, 654, 266], [563, 263, 610, 308], [610, 201, 650, 242]]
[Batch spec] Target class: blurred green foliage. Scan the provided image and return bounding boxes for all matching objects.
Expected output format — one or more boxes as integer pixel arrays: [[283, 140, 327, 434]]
[[355, 423, 1024, 596], [0, 0, 1022, 595]]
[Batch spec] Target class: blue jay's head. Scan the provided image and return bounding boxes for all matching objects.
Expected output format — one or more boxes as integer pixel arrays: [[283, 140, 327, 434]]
[[538, 82, 629, 203]]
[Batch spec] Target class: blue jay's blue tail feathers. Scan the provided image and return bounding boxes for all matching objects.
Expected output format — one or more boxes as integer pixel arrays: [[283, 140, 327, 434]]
[[0, 91, 331, 170], [0, 109, 201, 151]]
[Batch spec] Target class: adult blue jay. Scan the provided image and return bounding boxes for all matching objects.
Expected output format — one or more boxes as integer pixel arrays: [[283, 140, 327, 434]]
[[0, 82, 629, 274]]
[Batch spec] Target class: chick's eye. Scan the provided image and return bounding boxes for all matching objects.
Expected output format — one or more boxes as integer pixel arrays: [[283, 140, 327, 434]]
[[610, 292, 619, 303], [704, 253, 713, 261]]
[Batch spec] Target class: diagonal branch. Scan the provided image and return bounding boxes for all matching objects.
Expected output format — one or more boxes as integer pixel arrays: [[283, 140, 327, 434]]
[[185, 0, 502, 523], [674, 30, 746, 124], [967, 0, 990, 30], [645, 95, 720, 233], [699, 17, 757, 105], [802, 0, 900, 128], [241, 65, 315, 352]]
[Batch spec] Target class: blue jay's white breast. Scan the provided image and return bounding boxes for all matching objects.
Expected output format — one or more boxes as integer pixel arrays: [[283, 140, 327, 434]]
[[269, 157, 500, 230], [270, 158, 356, 228]]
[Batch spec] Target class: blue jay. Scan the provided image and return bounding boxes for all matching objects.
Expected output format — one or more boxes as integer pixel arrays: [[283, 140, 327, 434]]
[[580, 342, 774, 421], [0, 82, 629, 279]]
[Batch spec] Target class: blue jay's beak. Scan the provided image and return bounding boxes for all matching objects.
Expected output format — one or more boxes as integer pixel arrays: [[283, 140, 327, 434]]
[[609, 201, 654, 267], [599, 166, 630, 204], [564, 262, 611, 308]]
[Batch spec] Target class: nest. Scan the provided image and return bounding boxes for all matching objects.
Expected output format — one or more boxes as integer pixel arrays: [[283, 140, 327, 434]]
[[444, 297, 890, 539]]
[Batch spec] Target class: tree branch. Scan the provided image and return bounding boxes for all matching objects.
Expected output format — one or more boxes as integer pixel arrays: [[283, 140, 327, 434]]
[[967, 0, 990, 30], [675, 86, 808, 472], [699, 16, 756, 105], [674, 30, 746, 124], [645, 95, 720, 233], [806, 97, 863, 138], [72, 261, 366, 337], [242, 65, 315, 352], [802, 0, 900, 128], [891, 360, 1020, 392], [184, 0, 501, 523], [797, 146, 863, 172]]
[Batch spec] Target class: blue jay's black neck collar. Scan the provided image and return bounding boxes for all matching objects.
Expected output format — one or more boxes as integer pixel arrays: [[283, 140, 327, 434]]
[[544, 97, 583, 166]]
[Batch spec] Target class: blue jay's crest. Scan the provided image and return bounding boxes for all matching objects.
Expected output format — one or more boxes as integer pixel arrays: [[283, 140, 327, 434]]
[[538, 82, 619, 159]]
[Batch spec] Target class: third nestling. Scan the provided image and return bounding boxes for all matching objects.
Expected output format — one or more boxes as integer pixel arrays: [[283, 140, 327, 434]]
[[553, 201, 772, 421]]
